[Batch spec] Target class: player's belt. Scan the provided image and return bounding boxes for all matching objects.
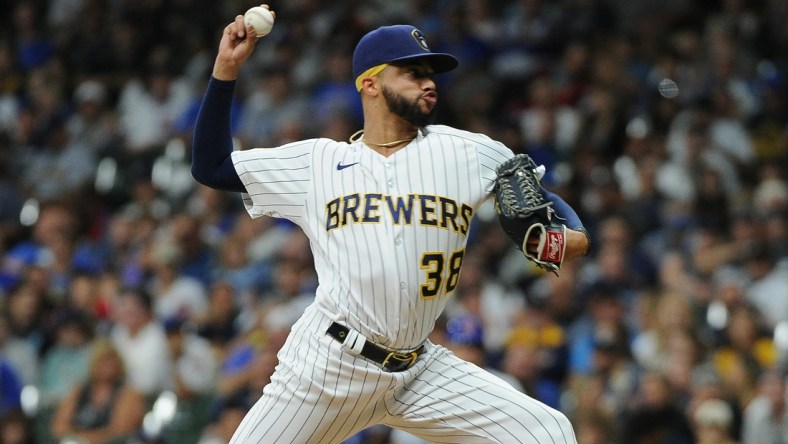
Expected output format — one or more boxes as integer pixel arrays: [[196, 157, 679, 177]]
[[326, 322, 424, 372]]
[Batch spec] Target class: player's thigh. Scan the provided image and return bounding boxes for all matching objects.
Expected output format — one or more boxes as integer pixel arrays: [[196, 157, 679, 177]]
[[229, 310, 389, 444], [386, 346, 576, 444]]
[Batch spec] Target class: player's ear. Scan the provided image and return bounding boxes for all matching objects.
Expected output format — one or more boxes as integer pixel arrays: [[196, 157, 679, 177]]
[[359, 77, 379, 96]]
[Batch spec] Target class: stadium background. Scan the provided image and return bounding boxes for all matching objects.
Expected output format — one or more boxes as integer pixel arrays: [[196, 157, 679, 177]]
[[0, 0, 786, 443]]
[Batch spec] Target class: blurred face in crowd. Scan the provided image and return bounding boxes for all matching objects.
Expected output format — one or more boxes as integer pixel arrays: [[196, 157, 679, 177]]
[[502, 343, 540, 381], [90, 341, 125, 383], [115, 291, 151, 332], [758, 371, 786, 409], [639, 371, 671, 408]]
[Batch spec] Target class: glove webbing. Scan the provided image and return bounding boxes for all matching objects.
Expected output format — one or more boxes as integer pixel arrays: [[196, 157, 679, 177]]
[[498, 169, 552, 219]]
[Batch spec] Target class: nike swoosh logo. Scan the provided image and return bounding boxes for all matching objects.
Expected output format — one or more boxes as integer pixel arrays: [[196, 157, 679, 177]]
[[336, 162, 358, 171]]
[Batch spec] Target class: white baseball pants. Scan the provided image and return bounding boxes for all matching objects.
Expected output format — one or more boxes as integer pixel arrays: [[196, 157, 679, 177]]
[[230, 305, 577, 443]]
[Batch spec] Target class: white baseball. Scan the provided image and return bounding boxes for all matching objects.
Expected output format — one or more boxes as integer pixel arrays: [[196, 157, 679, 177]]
[[244, 6, 274, 37]]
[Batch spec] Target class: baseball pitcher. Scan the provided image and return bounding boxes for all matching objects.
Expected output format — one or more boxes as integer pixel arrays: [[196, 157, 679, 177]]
[[192, 6, 588, 443]]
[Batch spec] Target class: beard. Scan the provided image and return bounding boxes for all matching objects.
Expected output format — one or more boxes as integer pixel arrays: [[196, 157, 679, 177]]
[[382, 86, 436, 128]]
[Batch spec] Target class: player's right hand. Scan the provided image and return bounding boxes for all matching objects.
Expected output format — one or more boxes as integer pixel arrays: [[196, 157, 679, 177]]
[[213, 10, 270, 81]]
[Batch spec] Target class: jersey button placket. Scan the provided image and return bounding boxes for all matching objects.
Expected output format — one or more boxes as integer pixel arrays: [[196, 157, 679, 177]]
[[385, 160, 406, 295], [384, 162, 395, 189]]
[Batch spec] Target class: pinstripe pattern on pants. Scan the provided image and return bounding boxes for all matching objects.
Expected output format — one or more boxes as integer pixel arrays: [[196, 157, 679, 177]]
[[229, 305, 577, 444]]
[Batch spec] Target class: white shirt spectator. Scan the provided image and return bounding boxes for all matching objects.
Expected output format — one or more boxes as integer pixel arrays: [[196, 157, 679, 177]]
[[150, 275, 209, 321], [746, 258, 788, 329], [111, 320, 174, 396], [174, 333, 217, 395], [117, 74, 191, 153], [742, 371, 788, 444]]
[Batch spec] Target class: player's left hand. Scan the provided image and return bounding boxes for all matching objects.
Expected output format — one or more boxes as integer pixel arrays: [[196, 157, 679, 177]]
[[493, 154, 568, 275], [525, 234, 540, 255]]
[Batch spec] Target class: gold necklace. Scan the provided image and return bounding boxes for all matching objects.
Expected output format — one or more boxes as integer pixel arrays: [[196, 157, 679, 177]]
[[349, 130, 416, 148]]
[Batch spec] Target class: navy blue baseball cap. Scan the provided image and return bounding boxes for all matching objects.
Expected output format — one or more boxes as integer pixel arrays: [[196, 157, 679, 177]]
[[352, 25, 459, 81]]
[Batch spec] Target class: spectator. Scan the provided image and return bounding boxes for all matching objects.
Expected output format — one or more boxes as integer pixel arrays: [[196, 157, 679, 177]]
[[444, 313, 524, 391], [164, 317, 218, 400], [0, 409, 34, 444], [745, 250, 788, 330], [692, 398, 739, 444], [712, 303, 778, 408], [686, 365, 744, 442], [622, 370, 695, 444], [213, 329, 277, 410], [37, 311, 95, 409], [60, 272, 102, 320], [236, 67, 311, 149], [2, 281, 49, 358], [116, 53, 192, 162], [259, 260, 316, 341], [211, 232, 270, 304], [572, 407, 616, 444], [517, 74, 582, 160], [444, 255, 525, 358], [195, 281, 241, 354], [567, 280, 628, 375], [0, 314, 38, 387], [50, 339, 146, 443], [145, 239, 208, 321], [741, 370, 788, 444], [67, 79, 118, 157], [166, 212, 215, 287], [0, 358, 23, 417], [197, 398, 247, 444], [0, 201, 79, 294], [161, 317, 219, 444], [502, 305, 570, 409], [18, 114, 98, 201], [12, 3, 55, 71], [631, 291, 697, 373], [587, 323, 640, 418], [109, 287, 173, 397]]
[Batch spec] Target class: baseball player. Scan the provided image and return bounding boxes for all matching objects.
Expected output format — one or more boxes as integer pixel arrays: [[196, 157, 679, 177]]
[[192, 8, 589, 443]]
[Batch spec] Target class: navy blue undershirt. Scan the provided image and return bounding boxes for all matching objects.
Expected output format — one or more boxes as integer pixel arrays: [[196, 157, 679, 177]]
[[543, 189, 583, 231], [191, 77, 245, 192]]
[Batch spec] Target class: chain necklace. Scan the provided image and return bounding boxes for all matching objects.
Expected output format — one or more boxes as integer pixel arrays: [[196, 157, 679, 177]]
[[349, 130, 416, 148]]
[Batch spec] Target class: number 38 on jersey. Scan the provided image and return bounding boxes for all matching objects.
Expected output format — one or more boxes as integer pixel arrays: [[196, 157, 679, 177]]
[[420, 248, 465, 299]]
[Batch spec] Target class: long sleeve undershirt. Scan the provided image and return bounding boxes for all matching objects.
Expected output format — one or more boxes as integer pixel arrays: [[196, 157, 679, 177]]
[[191, 77, 245, 192], [543, 189, 583, 231]]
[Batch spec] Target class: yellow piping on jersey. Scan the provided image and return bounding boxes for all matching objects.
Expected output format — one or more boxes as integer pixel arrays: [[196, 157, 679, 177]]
[[355, 63, 388, 91]]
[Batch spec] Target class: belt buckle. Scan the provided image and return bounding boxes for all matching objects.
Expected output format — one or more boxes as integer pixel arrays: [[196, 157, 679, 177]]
[[382, 351, 418, 372]]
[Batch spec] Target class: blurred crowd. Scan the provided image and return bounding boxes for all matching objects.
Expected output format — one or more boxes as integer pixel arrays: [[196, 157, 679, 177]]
[[0, 0, 787, 443]]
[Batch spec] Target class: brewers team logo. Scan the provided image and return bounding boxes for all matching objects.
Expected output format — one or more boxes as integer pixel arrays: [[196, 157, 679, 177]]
[[411, 29, 430, 51]]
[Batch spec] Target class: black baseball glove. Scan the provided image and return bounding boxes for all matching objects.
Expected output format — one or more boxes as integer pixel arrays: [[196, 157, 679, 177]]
[[493, 154, 567, 275]]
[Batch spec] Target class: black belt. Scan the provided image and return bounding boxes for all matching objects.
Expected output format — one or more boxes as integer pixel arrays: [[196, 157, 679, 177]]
[[326, 322, 423, 372]]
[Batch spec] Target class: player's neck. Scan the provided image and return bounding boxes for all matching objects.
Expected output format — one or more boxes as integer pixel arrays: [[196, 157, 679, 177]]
[[354, 122, 418, 157]]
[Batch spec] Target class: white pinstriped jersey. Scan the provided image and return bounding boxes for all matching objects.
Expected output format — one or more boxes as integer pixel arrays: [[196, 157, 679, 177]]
[[231, 124, 513, 350]]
